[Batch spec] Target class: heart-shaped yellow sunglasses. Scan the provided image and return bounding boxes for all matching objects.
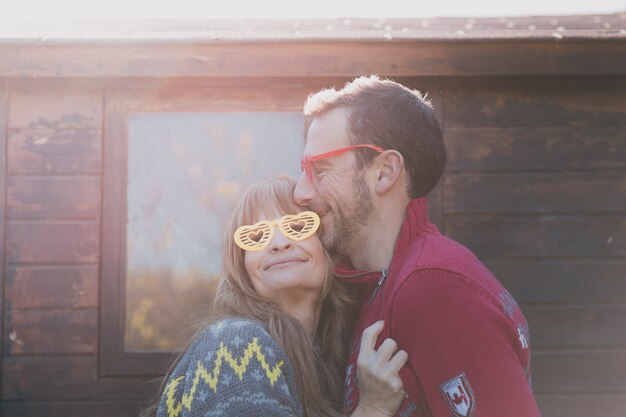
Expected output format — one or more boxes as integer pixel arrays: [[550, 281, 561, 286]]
[[234, 211, 321, 252]]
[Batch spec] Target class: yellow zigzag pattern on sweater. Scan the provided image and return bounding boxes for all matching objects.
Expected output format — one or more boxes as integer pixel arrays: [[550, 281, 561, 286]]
[[164, 337, 285, 417]]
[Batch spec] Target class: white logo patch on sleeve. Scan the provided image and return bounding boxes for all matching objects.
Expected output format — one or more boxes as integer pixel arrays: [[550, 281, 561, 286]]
[[439, 373, 475, 417]]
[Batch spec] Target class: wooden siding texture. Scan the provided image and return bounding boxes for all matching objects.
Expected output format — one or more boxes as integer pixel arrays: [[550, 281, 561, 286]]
[[1, 80, 158, 417], [1, 41, 625, 78], [0, 74, 624, 417], [442, 76, 626, 417]]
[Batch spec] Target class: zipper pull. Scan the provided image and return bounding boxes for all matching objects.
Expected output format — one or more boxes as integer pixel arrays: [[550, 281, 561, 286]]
[[369, 269, 388, 304]]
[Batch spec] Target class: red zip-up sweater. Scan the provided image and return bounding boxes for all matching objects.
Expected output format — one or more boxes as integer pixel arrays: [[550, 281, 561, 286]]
[[337, 198, 540, 417]]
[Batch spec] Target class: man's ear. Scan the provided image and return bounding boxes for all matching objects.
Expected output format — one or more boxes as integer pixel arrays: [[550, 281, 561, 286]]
[[374, 150, 404, 194]]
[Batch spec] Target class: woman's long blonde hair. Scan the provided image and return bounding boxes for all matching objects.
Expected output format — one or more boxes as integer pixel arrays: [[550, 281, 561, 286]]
[[144, 176, 357, 417]]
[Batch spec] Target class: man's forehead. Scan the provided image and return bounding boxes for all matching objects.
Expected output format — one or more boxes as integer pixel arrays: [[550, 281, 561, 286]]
[[304, 108, 351, 155]]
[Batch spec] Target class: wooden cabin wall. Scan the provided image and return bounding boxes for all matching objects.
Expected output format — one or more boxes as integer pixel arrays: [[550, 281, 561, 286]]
[[441, 75, 626, 417], [1, 79, 154, 416], [0, 75, 625, 417]]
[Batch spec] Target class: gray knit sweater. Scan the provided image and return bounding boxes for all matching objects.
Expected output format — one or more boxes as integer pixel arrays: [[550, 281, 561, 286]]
[[156, 318, 303, 417]]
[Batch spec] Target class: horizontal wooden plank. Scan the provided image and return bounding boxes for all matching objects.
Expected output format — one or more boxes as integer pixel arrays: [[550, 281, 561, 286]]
[[536, 394, 626, 417], [532, 350, 626, 394], [9, 83, 102, 129], [444, 172, 626, 213], [2, 356, 161, 400], [107, 83, 318, 114], [445, 126, 626, 172], [1, 401, 147, 417], [445, 215, 626, 258], [487, 260, 626, 304], [4, 309, 97, 354], [8, 129, 101, 174], [524, 305, 626, 348], [7, 176, 100, 219], [444, 76, 626, 127], [5, 266, 98, 309], [0, 41, 625, 78], [6, 222, 99, 263]]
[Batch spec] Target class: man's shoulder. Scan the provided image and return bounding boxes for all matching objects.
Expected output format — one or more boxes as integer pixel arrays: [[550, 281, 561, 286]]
[[418, 232, 483, 270], [395, 232, 496, 286], [390, 234, 509, 311]]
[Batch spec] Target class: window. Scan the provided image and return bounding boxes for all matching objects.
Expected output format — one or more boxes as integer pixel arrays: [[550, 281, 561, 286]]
[[100, 82, 312, 375]]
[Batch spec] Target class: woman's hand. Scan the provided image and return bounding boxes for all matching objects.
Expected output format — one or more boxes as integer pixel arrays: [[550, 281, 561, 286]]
[[351, 321, 408, 417]]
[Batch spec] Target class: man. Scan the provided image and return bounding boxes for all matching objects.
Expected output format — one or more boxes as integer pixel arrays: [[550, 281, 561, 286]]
[[294, 76, 540, 417]]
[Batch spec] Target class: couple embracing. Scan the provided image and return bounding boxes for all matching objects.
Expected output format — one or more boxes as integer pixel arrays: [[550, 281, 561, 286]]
[[147, 76, 540, 417]]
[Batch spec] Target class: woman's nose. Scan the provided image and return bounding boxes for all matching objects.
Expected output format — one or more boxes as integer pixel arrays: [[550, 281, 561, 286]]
[[268, 229, 293, 253]]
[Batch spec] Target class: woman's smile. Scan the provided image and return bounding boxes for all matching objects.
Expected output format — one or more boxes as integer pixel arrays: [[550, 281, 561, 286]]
[[264, 256, 307, 271]]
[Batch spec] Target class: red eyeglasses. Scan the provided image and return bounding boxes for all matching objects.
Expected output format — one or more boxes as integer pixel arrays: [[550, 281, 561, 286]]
[[300, 144, 386, 181]]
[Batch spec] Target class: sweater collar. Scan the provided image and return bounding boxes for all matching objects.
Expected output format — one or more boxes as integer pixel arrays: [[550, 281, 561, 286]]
[[334, 197, 433, 284]]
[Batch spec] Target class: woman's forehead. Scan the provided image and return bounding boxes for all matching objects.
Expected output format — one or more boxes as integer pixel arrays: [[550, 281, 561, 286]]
[[248, 199, 299, 222], [252, 208, 290, 222]]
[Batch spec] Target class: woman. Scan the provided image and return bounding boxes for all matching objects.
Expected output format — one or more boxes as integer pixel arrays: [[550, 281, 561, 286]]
[[150, 176, 407, 417]]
